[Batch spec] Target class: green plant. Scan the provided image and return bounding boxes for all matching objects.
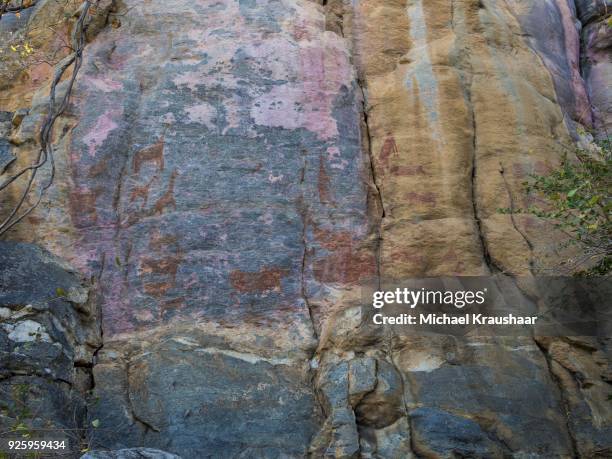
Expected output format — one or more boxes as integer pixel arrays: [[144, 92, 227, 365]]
[[500, 137, 611, 276]]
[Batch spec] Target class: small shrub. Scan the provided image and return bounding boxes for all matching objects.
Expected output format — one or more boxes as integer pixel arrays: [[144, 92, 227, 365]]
[[500, 137, 611, 276]]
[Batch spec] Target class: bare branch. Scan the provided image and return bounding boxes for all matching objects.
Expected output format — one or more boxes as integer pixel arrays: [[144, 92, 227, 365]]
[[0, 0, 91, 236]]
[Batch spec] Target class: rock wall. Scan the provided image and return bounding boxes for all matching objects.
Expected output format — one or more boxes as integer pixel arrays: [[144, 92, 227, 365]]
[[0, 242, 101, 450], [0, 0, 610, 457], [575, 0, 612, 136]]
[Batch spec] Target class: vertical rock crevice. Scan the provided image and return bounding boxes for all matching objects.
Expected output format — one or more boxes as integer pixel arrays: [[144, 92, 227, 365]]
[[498, 161, 534, 256], [386, 336, 417, 458], [299, 151, 318, 342], [534, 338, 580, 458], [125, 357, 161, 436], [468, 97, 498, 275], [357, 79, 385, 288]]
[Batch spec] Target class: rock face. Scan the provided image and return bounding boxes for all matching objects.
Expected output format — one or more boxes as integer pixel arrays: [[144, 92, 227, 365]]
[[81, 448, 181, 459], [0, 0, 610, 458], [575, 0, 612, 136], [89, 327, 320, 457], [0, 242, 101, 450]]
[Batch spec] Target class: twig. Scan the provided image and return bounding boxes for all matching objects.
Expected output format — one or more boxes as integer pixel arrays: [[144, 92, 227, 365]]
[[0, 0, 91, 236]]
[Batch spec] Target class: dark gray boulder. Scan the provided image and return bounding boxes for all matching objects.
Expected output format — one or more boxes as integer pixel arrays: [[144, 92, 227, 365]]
[[0, 242, 101, 450]]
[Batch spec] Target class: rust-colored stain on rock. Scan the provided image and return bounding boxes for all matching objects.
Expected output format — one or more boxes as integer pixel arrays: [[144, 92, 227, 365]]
[[148, 230, 179, 251], [379, 134, 399, 168], [161, 296, 187, 319], [313, 250, 375, 284], [390, 164, 426, 176], [230, 267, 289, 293], [88, 157, 112, 178], [313, 226, 376, 283], [69, 188, 102, 228], [318, 154, 332, 204], [133, 137, 165, 174], [143, 281, 173, 298], [140, 254, 182, 279], [153, 169, 178, 215], [130, 176, 155, 207], [404, 191, 437, 207]]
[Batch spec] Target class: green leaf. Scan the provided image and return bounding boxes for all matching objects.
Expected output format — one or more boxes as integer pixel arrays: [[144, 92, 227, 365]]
[[495, 136, 610, 275], [92, 419, 101, 428], [587, 195, 600, 206], [56, 287, 66, 297]]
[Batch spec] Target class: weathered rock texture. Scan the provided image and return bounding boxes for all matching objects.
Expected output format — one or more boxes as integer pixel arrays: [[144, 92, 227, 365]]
[[575, 0, 612, 136], [0, 241, 101, 450], [0, 0, 610, 457], [81, 448, 181, 459]]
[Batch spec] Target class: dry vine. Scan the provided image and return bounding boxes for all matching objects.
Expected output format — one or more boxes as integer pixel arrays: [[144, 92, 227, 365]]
[[0, 0, 91, 237]]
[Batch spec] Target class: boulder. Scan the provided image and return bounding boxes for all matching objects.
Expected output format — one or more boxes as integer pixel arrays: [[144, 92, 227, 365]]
[[0, 242, 101, 450]]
